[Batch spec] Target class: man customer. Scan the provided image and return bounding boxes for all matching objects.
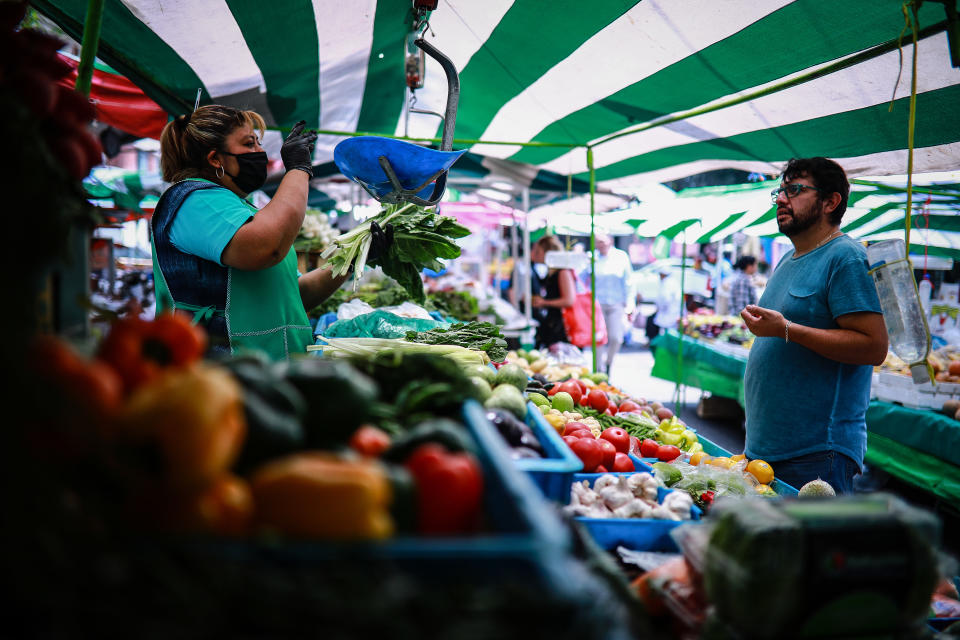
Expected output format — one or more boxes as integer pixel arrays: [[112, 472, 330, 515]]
[[592, 233, 633, 375], [740, 157, 887, 494], [728, 255, 758, 314]]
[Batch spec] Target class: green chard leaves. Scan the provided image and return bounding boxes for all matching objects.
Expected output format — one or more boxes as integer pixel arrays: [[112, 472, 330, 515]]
[[321, 203, 470, 303]]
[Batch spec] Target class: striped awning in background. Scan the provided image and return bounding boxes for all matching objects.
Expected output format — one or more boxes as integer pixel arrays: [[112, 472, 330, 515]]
[[33, 0, 960, 191]]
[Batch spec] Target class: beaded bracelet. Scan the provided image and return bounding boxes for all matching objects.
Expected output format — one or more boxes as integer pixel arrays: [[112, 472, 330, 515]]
[[785, 320, 791, 343]]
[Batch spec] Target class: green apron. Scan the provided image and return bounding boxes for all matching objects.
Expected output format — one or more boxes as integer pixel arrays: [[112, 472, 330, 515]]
[[153, 201, 314, 361]]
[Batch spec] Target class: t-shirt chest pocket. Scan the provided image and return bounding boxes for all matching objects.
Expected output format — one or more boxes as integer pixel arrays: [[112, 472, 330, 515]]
[[785, 282, 832, 326]]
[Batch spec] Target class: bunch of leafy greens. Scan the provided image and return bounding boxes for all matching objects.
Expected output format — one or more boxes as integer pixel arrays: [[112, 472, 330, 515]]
[[426, 290, 479, 322], [321, 202, 470, 303], [404, 322, 508, 363]]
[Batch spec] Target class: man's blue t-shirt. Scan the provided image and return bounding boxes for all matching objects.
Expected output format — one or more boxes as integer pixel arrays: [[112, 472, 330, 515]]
[[743, 235, 882, 469], [168, 179, 254, 265]]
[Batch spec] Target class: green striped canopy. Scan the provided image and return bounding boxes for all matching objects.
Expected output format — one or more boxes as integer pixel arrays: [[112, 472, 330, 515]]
[[35, 0, 960, 190]]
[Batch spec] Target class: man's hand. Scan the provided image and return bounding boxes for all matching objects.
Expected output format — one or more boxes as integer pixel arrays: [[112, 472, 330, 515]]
[[740, 304, 787, 338], [531, 295, 545, 308]]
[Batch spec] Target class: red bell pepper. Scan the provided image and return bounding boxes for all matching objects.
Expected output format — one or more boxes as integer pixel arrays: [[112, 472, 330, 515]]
[[404, 443, 484, 535]]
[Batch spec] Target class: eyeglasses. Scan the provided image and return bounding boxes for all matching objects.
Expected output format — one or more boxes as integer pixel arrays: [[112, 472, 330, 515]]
[[770, 183, 824, 204]]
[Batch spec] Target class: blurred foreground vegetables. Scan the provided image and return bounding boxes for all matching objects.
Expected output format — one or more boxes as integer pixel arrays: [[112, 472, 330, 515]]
[[18, 314, 489, 542]]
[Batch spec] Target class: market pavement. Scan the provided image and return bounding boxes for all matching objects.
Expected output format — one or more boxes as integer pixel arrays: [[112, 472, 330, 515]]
[[586, 341, 747, 454]]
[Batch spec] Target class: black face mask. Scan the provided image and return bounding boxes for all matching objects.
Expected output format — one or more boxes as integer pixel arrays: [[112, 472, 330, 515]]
[[219, 151, 267, 194]]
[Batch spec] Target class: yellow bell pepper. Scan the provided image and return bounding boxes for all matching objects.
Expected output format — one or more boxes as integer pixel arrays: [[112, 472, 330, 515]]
[[115, 363, 246, 490], [251, 452, 393, 540]]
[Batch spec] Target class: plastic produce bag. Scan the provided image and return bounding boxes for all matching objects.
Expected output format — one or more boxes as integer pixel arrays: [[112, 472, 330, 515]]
[[337, 298, 375, 321], [321, 309, 446, 339], [562, 291, 607, 348]]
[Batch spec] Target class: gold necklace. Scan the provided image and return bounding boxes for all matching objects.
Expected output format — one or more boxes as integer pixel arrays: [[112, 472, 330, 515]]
[[795, 230, 842, 257]]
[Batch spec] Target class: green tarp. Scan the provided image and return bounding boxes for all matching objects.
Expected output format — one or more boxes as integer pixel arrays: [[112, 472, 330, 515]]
[[866, 401, 960, 468], [649, 330, 747, 405], [865, 431, 960, 508]]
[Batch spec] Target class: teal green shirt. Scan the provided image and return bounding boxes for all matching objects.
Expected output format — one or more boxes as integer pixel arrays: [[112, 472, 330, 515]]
[[743, 236, 882, 469], [168, 179, 253, 265]]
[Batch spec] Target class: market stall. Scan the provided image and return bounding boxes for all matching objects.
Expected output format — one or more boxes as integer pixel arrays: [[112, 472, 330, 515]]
[[8, 0, 960, 636]]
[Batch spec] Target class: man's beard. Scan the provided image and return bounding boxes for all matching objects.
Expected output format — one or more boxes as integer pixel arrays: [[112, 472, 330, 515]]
[[777, 203, 820, 236]]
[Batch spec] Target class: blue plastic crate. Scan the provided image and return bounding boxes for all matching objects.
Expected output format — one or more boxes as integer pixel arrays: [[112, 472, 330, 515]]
[[929, 617, 960, 633], [515, 401, 584, 501], [566, 467, 702, 552]]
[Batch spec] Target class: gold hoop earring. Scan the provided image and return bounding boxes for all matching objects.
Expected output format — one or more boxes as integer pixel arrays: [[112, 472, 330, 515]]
[[215, 165, 224, 179]]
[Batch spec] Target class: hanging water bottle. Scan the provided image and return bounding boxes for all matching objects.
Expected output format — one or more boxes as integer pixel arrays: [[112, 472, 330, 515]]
[[918, 274, 933, 317], [866, 239, 932, 383]]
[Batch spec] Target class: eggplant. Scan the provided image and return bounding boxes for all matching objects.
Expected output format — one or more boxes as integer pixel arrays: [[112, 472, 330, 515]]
[[519, 430, 544, 455], [510, 446, 543, 459]]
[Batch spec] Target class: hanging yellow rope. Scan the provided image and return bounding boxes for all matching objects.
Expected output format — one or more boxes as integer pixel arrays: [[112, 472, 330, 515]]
[[901, 1, 921, 253]]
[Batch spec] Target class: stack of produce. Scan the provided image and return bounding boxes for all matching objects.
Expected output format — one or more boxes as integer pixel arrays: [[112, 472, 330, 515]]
[[682, 314, 753, 347], [564, 473, 694, 521]]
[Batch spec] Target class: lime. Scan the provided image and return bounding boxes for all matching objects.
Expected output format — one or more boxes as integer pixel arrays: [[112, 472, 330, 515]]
[[528, 392, 550, 408], [551, 391, 574, 412]]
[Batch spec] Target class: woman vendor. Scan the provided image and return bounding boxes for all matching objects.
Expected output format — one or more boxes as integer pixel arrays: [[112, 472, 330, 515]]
[[153, 105, 390, 359]]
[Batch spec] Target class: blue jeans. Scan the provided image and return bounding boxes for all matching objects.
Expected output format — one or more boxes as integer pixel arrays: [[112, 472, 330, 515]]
[[773, 450, 860, 495]]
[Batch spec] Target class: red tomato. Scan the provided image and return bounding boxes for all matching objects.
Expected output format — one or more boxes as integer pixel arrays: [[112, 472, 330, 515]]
[[570, 438, 603, 472], [619, 400, 641, 413], [657, 445, 682, 462], [559, 381, 583, 404], [599, 427, 630, 454], [563, 422, 590, 436], [567, 429, 594, 440], [574, 378, 589, 396], [606, 403, 618, 415], [604, 408, 615, 416], [640, 438, 660, 458], [596, 438, 617, 469], [562, 435, 580, 448], [594, 464, 609, 473], [349, 425, 392, 457], [587, 389, 609, 412], [547, 385, 560, 396], [612, 453, 635, 472]]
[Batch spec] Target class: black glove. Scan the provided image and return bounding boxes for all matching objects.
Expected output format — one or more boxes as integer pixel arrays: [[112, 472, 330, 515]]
[[281, 120, 317, 176], [367, 221, 395, 262]]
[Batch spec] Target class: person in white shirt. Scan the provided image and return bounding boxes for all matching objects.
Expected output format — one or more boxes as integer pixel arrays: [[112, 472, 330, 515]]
[[592, 233, 634, 375], [653, 267, 683, 335]]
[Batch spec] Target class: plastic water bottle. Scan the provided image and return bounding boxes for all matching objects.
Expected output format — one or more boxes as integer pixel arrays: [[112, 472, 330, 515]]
[[866, 239, 931, 383], [918, 274, 933, 317]]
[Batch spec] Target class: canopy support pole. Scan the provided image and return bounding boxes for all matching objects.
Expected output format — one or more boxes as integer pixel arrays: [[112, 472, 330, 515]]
[[588, 147, 598, 373], [522, 188, 532, 332], [75, 0, 106, 97], [673, 230, 688, 415], [55, 0, 105, 339]]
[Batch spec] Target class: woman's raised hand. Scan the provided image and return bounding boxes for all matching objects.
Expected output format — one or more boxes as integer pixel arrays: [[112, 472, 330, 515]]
[[281, 120, 317, 176]]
